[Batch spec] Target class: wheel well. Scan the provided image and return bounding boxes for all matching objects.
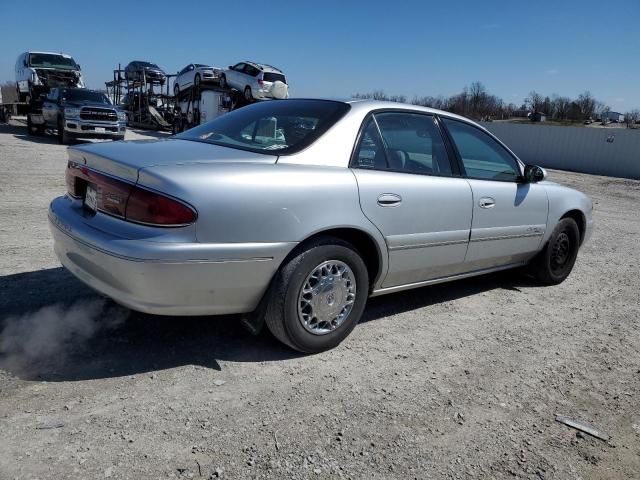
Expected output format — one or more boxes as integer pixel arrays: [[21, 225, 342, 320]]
[[295, 228, 382, 287], [561, 209, 586, 244]]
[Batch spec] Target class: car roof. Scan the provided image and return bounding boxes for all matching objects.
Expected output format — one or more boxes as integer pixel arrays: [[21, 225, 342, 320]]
[[24, 51, 74, 58], [344, 99, 476, 123]]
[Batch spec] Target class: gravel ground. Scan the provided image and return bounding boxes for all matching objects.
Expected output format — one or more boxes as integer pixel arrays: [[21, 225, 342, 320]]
[[0, 119, 638, 480]]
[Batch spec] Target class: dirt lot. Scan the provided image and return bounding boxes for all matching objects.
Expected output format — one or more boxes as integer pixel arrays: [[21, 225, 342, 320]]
[[0, 119, 638, 480]]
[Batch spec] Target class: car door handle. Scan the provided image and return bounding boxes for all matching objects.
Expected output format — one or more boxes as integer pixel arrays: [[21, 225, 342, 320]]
[[377, 193, 402, 207], [479, 197, 496, 209]]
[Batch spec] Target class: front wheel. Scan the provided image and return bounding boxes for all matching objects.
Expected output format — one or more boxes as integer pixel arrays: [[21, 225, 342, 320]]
[[528, 218, 580, 285], [27, 114, 43, 136], [57, 117, 70, 145], [265, 238, 369, 353]]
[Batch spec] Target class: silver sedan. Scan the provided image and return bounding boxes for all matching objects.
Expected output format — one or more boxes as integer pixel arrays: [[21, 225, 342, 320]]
[[49, 99, 594, 352]]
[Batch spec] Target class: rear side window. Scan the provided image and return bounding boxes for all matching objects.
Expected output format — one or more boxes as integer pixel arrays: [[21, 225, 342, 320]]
[[244, 65, 260, 76], [263, 72, 286, 83], [353, 119, 387, 169], [352, 112, 453, 175], [375, 112, 452, 175], [443, 118, 520, 181]]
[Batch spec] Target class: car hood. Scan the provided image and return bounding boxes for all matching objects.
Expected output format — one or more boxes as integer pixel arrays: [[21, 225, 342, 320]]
[[63, 100, 117, 109], [68, 138, 277, 182]]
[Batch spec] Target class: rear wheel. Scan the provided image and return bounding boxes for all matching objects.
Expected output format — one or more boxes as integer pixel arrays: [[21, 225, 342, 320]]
[[244, 86, 253, 101], [265, 237, 369, 353], [528, 218, 580, 285], [194, 73, 201, 88], [219, 74, 227, 88], [174, 83, 180, 96]]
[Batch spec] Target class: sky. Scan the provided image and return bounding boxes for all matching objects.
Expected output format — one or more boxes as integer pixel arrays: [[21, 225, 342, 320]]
[[1, 0, 639, 111]]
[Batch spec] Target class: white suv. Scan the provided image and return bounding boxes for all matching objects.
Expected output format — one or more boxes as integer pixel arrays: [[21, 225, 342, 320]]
[[220, 62, 288, 101]]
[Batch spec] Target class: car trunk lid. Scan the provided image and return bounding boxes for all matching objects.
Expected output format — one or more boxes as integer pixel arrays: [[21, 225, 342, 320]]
[[68, 138, 277, 183]]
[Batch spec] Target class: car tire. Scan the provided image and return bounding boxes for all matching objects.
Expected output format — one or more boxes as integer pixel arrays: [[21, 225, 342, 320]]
[[265, 237, 369, 353], [174, 84, 180, 96], [27, 114, 43, 136], [194, 74, 201, 88], [244, 86, 253, 101], [528, 217, 580, 285], [57, 117, 70, 145], [219, 74, 227, 88], [112, 135, 125, 142]]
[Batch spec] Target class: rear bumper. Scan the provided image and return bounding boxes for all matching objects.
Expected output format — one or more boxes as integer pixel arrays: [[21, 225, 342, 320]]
[[48, 196, 295, 316]]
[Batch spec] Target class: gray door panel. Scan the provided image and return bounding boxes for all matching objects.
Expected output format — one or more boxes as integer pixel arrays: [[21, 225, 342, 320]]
[[465, 180, 548, 268], [353, 170, 473, 287]]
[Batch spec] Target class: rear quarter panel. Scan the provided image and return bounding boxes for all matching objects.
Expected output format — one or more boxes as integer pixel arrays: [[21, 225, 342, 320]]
[[137, 162, 389, 280]]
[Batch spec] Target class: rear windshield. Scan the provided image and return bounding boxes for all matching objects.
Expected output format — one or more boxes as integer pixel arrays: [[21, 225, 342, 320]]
[[61, 89, 111, 104], [29, 53, 79, 70], [263, 72, 286, 83], [176, 99, 350, 155]]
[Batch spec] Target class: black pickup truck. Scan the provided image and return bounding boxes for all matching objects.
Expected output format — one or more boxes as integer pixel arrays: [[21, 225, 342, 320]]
[[40, 88, 127, 144]]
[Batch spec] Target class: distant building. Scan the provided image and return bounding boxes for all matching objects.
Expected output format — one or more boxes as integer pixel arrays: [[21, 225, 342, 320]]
[[601, 111, 625, 123], [528, 111, 547, 122]]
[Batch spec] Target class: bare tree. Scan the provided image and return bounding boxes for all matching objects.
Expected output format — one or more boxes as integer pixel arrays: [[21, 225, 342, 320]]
[[552, 95, 571, 120], [525, 91, 543, 113], [576, 91, 596, 120]]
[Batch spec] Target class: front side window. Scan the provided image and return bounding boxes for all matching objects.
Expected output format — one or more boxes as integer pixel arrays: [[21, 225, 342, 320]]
[[443, 118, 520, 181], [177, 99, 350, 155]]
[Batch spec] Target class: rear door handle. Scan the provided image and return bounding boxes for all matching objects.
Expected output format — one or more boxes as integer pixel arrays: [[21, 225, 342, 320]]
[[479, 197, 496, 208], [377, 193, 402, 207]]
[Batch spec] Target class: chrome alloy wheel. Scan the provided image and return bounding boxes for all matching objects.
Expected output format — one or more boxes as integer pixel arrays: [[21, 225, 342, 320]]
[[297, 260, 356, 335]]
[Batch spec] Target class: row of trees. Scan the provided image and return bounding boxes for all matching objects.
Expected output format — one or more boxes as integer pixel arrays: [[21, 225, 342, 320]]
[[353, 82, 638, 124]]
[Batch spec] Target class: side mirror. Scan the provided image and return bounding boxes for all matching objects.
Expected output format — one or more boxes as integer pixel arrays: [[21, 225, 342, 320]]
[[523, 165, 547, 183]]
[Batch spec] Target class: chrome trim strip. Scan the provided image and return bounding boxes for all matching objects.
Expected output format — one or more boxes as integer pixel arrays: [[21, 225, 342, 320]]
[[388, 239, 469, 251], [370, 262, 526, 297], [469, 232, 543, 243]]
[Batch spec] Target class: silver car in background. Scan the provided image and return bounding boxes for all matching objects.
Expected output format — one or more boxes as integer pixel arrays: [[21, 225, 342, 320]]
[[49, 99, 593, 352]]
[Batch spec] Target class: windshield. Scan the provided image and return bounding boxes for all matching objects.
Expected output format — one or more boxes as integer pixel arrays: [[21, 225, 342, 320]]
[[29, 53, 79, 70], [139, 62, 160, 69], [176, 100, 350, 155], [60, 89, 111, 104], [263, 72, 286, 84]]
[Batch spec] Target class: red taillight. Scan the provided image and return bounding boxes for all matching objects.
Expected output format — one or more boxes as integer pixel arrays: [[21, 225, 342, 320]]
[[65, 162, 196, 226], [126, 187, 196, 226], [258, 79, 264, 86]]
